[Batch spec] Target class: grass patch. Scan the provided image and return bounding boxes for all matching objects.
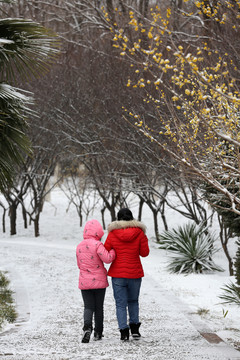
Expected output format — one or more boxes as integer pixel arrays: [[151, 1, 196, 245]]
[[0, 271, 17, 330], [196, 307, 210, 316]]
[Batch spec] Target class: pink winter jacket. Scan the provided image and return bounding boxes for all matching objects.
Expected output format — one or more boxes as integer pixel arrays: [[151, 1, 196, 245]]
[[76, 219, 116, 290]]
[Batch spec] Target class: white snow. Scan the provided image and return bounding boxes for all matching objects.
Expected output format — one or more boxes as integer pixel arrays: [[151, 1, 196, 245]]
[[0, 38, 14, 45], [0, 187, 240, 360]]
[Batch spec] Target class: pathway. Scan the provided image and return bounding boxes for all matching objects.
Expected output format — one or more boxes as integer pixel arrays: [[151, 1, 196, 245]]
[[0, 239, 239, 360]]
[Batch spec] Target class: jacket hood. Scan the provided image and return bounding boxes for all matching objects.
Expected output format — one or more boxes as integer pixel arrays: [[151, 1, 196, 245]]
[[83, 219, 104, 241], [107, 219, 146, 235]]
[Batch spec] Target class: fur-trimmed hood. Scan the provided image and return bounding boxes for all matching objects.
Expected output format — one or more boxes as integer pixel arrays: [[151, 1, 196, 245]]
[[104, 219, 149, 278], [107, 220, 146, 234]]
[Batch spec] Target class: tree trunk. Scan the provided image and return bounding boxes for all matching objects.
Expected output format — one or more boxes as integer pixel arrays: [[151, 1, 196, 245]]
[[10, 203, 17, 235], [160, 200, 168, 231], [2, 208, 6, 233], [101, 206, 106, 230], [222, 241, 234, 276], [78, 201, 83, 227], [22, 204, 28, 229], [153, 210, 159, 240], [110, 206, 116, 222], [34, 214, 40, 237], [138, 197, 144, 221], [219, 216, 234, 276]]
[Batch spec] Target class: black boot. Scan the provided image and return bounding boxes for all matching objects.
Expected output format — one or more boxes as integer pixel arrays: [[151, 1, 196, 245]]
[[130, 322, 141, 339], [93, 331, 103, 341], [81, 326, 92, 343], [120, 327, 129, 341]]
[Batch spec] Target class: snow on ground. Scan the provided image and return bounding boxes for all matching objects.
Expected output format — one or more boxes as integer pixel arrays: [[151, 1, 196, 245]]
[[0, 187, 240, 360]]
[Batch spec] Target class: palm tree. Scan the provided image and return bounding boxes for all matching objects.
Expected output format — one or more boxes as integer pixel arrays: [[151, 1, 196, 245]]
[[0, 4, 59, 190]]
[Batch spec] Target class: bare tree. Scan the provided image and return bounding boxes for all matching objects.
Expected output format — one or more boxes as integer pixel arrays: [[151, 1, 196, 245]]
[[59, 163, 99, 226], [24, 116, 62, 236], [1, 174, 30, 235], [164, 178, 212, 227]]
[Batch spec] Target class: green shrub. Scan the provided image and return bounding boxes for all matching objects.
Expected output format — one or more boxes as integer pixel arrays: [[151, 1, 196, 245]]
[[0, 272, 9, 288], [159, 222, 223, 274], [0, 271, 17, 329], [234, 240, 240, 287]]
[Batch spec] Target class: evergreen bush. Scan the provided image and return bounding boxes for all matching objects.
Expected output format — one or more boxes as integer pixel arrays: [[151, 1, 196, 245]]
[[159, 223, 223, 274], [0, 271, 17, 330], [234, 240, 240, 287]]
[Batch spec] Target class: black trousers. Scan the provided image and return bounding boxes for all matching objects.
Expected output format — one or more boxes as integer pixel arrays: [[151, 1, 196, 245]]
[[81, 288, 106, 333]]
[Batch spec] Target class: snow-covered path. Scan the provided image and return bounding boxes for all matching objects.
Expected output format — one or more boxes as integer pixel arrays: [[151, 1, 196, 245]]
[[0, 239, 239, 360]]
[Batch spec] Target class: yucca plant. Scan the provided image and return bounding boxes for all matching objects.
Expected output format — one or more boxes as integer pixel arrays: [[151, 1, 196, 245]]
[[159, 222, 223, 274], [219, 282, 240, 306]]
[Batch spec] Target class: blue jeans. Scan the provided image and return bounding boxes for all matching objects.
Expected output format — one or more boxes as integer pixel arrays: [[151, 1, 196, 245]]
[[112, 277, 142, 330]]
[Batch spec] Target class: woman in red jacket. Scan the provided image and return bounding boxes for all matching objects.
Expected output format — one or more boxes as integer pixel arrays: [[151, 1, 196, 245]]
[[104, 208, 149, 341]]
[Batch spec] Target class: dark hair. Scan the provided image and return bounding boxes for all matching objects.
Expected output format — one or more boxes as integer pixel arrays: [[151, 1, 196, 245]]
[[117, 208, 133, 221]]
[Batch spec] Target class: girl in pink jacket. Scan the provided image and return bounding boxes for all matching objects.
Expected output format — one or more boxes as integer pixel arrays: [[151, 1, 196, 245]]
[[76, 219, 115, 343]]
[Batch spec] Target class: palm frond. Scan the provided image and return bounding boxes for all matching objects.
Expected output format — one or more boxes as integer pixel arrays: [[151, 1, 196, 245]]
[[159, 222, 223, 274], [219, 282, 240, 306], [0, 18, 60, 82], [0, 83, 33, 189]]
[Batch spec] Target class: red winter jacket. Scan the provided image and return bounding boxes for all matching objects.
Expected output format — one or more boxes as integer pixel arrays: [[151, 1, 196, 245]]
[[104, 220, 149, 279]]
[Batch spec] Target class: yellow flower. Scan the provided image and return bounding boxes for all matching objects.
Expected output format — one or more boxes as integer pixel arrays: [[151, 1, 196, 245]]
[[148, 31, 153, 39], [167, 8, 171, 18]]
